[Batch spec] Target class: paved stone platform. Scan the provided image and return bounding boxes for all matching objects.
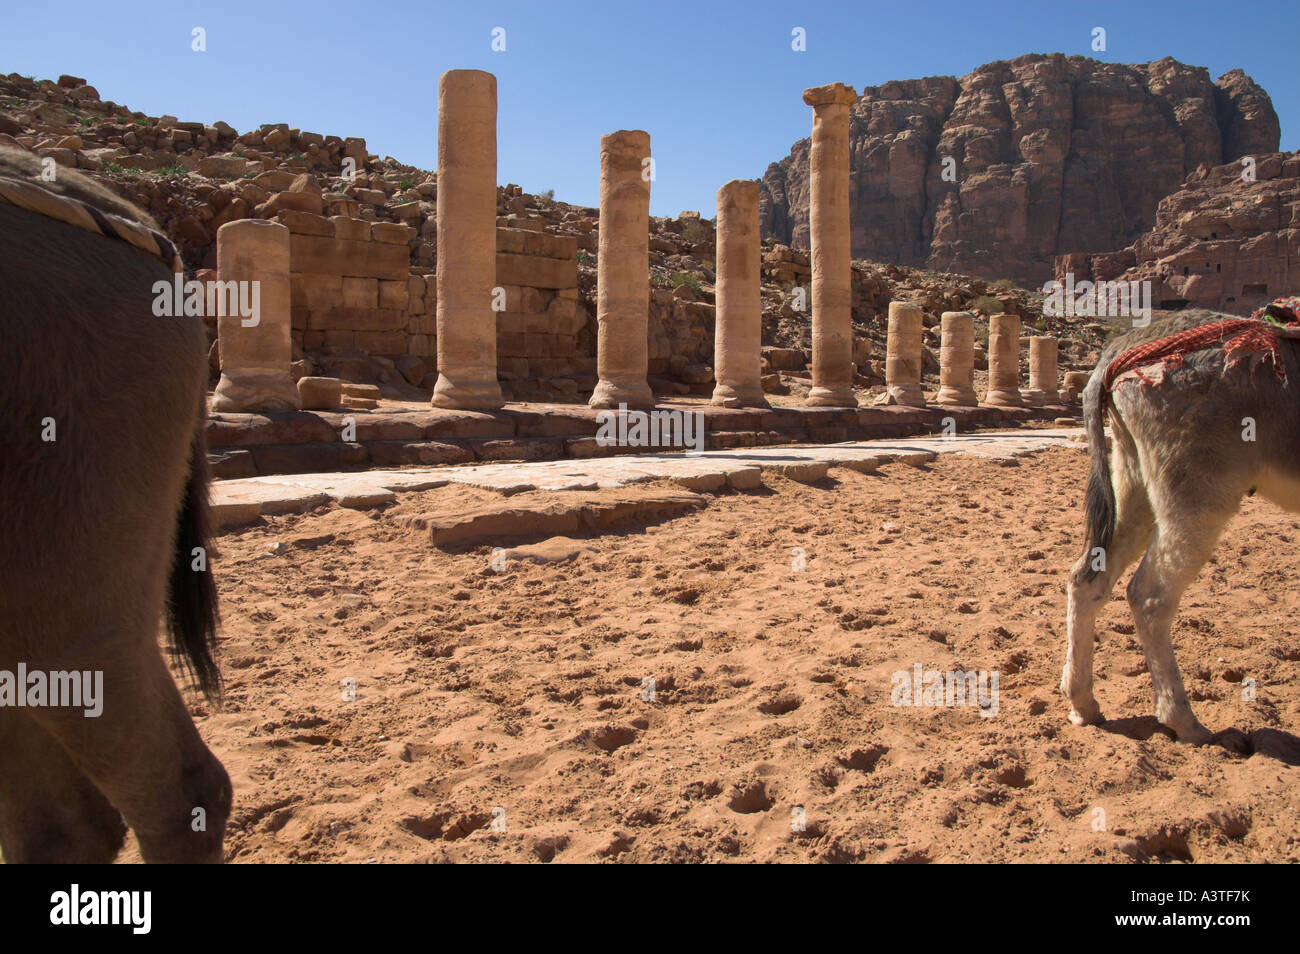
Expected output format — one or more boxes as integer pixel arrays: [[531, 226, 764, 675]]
[[206, 399, 1080, 479], [210, 427, 1086, 531]]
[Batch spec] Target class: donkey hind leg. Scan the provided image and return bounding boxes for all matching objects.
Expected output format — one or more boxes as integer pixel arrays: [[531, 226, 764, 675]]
[[29, 640, 231, 863], [1127, 502, 1238, 744], [0, 709, 126, 863], [1063, 450, 1153, 725]]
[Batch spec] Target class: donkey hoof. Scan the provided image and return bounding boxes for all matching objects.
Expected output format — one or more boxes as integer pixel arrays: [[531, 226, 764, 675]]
[[1067, 701, 1104, 726], [1173, 721, 1212, 745]]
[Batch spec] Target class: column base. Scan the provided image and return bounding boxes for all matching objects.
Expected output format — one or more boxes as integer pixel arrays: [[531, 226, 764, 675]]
[[212, 369, 302, 413], [934, 387, 979, 407], [710, 383, 769, 408], [805, 385, 857, 407], [983, 390, 1024, 408], [1021, 388, 1047, 407], [886, 384, 926, 407], [432, 373, 504, 410], [589, 378, 655, 410]]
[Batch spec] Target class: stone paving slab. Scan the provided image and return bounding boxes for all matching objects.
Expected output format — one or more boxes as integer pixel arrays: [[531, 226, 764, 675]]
[[210, 428, 1085, 530]]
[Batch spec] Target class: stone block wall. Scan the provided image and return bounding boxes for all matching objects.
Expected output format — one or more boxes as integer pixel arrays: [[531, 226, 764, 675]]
[[272, 212, 590, 397], [280, 211, 428, 359], [494, 228, 592, 398]]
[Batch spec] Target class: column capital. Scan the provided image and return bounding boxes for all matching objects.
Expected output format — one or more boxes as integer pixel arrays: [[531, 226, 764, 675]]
[[716, 178, 760, 205], [802, 82, 858, 108], [601, 129, 650, 158]]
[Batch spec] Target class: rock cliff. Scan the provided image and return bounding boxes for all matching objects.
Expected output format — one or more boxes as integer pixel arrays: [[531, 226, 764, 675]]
[[760, 54, 1280, 285]]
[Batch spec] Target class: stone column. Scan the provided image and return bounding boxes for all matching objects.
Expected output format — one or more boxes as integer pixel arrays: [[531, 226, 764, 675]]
[[589, 130, 653, 409], [885, 301, 925, 406], [432, 69, 504, 410], [935, 310, 978, 406], [1061, 370, 1090, 404], [1025, 336, 1060, 405], [984, 312, 1023, 407], [803, 82, 858, 407], [711, 179, 767, 408], [212, 219, 300, 412]]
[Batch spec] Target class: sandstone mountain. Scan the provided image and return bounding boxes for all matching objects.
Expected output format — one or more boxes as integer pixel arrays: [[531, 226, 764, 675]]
[[760, 53, 1281, 285]]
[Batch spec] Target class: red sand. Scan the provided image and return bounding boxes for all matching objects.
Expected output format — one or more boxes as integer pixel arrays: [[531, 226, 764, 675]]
[[143, 448, 1300, 862]]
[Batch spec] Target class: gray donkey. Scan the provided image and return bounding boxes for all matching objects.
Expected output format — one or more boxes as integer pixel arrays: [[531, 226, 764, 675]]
[[1063, 307, 1300, 743], [0, 149, 230, 861]]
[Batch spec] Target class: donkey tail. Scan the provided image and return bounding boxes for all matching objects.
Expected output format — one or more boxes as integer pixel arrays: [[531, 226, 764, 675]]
[[1080, 371, 1115, 582], [165, 418, 222, 699]]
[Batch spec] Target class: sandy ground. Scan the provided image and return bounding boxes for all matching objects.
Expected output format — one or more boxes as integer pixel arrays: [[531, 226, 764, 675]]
[[150, 446, 1300, 863]]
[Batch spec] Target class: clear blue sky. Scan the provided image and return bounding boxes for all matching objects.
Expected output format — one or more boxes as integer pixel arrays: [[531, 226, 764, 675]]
[[3, 0, 1295, 216]]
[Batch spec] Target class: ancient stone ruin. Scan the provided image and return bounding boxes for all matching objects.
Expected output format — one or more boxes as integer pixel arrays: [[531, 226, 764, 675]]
[[201, 70, 1066, 440]]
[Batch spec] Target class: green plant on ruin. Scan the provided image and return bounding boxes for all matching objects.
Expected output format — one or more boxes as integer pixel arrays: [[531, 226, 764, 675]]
[[968, 294, 1002, 316], [577, 249, 592, 265], [990, 278, 1017, 291], [78, 117, 93, 127], [153, 162, 188, 177], [538, 188, 555, 206], [399, 178, 415, 190], [106, 163, 142, 178], [681, 221, 708, 244], [670, 271, 702, 292]]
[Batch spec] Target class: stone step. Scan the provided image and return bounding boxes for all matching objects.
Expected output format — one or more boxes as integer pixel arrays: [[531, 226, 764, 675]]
[[208, 428, 1086, 532], [391, 488, 708, 548], [207, 403, 1079, 478]]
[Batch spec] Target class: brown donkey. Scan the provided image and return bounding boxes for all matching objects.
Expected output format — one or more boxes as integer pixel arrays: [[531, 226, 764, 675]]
[[1063, 306, 1300, 743], [0, 149, 230, 861]]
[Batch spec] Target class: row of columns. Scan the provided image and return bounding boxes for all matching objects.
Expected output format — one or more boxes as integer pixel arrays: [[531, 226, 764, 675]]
[[211, 70, 1065, 416], [886, 308, 1062, 407]]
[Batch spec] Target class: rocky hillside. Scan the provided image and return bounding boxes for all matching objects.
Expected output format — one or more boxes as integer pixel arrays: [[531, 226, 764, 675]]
[[1057, 151, 1299, 316], [760, 54, 1280, 286]]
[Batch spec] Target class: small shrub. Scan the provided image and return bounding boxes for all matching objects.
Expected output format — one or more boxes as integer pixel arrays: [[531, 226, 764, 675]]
[[670, 271, 702, 292], [969, 295, 1002, 316], [681, 221, 708, 244], [153, 162, 187, 177], [990, 278, 1017, 291], [399, 178, 415, 190]]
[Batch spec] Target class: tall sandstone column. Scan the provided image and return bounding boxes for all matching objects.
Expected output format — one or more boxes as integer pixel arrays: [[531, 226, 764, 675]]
[[212, 219, 300, 412], [984, 312, 1023, 407], [885, 301, 925, 406], [589, 130, 654, 409], [803, 82, 858, 407], [1025, 336, 1060, 406], [432, 69, 504, 410], [711, 179, 767, 408], [936, 311, 979, 406]]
